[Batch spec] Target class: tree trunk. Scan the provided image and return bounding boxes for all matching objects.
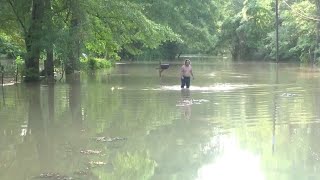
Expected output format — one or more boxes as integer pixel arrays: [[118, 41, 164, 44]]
[[231, 34, 242, 61], [315, 0, 320, 64], [162, 42, 180, 61], [65, 19, 80, 75], [66, 0, 81, 75], [44, 0, 54, 78], [24, 0, 45, 82], [46, 47, 54, 77]]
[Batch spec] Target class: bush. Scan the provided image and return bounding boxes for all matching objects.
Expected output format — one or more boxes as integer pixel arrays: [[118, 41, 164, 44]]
[[80, 57, 113, 70], [15, 56, 25, 77]]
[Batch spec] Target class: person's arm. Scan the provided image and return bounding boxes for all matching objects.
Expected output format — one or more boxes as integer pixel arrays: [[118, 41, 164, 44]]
[[191, 68, 194, 80], [181, 66, 184, 79]]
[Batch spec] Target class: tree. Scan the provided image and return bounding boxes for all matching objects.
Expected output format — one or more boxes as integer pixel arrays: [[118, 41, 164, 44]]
[[43, 0, 54, 77], [83, 0, 180, 60], [264, 0, 317, 62], [24, 0, 45, 81], [138, 0, 219, 59], [218, 0, 273, 60], [314, 0, 320, 64]]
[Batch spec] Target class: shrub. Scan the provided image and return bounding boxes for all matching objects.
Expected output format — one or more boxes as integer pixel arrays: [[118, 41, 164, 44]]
[[15, 56, 25, 77], [80, 57, 113, 70]]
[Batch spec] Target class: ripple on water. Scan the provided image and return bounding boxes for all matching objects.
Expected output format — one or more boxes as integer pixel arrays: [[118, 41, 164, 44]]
[[176, 99, 210, 107], [142, 84, 250, 92]]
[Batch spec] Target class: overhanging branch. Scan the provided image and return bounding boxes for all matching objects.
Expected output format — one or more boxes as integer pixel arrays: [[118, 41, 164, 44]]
[[6, 0, 28, 35]]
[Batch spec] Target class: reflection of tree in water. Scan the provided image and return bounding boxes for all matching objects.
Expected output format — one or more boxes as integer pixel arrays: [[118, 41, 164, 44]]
[[272, 64, 279, 154], [27, 83, 49, 169], [2, 82, 51, 179], [67, 74, 83, 129], [80, 87, 221, 180], [305, 78, 320, 178], [101, 151, 156, 180], [0, 85, 28, 180], [0, 76, 170, 180], [232, 65, 320, 179], [1, 83, 5, 105]]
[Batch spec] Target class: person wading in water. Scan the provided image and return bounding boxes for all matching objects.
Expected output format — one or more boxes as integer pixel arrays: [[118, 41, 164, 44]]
[[180, 59, 194, 88]]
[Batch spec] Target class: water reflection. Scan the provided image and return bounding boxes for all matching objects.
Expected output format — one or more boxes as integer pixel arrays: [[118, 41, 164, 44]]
[[197, 136, 265, 180], [67, 74, 82, 129], [180, 89, 192, 120], [272, 65, 279, 154], [160, 84, 249, 92], [2, 62, 320, 179], [26, 83, 50, 174], [1, 84, 5, 106]]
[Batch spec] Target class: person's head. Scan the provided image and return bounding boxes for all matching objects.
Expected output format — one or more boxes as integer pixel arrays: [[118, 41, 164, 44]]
[[184, 59, 191, 66]]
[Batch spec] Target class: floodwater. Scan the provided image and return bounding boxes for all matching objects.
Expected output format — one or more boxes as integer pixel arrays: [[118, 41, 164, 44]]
[[1, 61, 320, 180]]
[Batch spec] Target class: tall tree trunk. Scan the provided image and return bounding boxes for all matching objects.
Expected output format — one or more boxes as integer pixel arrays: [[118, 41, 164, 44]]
[[315, 0, 320, 64], [66, 17, 79, 74], [44, 0, 54, 78], [46, 47, 54, 77], [24, 0, 45, 82], [231, 20, 243, 61], [66, 0, 81, 75]]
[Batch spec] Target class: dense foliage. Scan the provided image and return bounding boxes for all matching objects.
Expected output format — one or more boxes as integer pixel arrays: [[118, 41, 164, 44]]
[[1, 0, 320, 81]]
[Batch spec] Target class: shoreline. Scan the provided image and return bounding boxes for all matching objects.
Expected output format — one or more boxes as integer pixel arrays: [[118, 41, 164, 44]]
[[1, 78, 18, 86]]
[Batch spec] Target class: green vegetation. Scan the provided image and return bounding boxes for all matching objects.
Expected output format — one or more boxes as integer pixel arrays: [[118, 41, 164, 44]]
[[80, 57, 113, 70], [1, 0, 320, 81], [15, 56, 24, 79]]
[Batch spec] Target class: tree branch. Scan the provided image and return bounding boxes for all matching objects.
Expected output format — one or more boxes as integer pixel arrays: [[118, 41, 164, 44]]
[[6, 0, 28, 35]]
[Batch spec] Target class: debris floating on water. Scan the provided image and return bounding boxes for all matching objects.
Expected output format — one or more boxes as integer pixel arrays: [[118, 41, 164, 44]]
[[89, 161, 107, 168], [34, 173, 73, 180], [94, 136, 127, 142], [280, 93, 297, 97], [80, 149, 102, 155], [73, 170, 90, 176]]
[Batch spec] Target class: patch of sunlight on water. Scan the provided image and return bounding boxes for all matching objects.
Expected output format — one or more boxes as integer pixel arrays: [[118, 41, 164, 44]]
[[196, 136, 265, 180], [110, 86, 124, 91]]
